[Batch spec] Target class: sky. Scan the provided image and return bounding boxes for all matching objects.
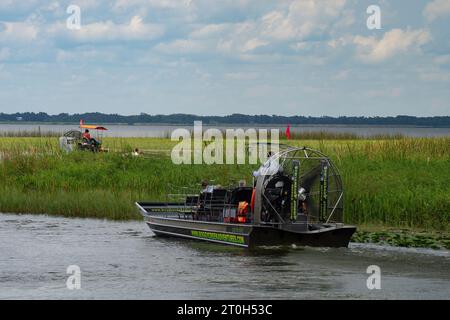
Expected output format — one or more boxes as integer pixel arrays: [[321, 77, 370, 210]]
[[0, 0, 449, 117]]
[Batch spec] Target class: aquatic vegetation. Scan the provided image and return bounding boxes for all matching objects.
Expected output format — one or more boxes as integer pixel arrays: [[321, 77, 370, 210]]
[[352, 229, 450, 250]]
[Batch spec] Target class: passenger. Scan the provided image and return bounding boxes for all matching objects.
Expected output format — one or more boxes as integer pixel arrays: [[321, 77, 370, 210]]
[[132, 148, 142, 156], [82, 129, 98, 146], [201, 180, 214, 193], [298, 187, 308, 214], [238, 180, 247, 188], [82, 129, 91, 141], [253, 151, 281, 178]]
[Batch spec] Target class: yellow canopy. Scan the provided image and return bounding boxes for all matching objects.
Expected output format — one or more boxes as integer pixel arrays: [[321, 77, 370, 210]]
[[80, 124, 108, 131]]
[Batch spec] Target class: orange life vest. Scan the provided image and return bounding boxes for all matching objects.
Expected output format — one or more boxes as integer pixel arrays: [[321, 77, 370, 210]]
[[237, 201, 249, 223]]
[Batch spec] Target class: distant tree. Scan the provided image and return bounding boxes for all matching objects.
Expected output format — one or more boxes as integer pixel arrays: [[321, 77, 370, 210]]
[[0, 112, 448, 127]]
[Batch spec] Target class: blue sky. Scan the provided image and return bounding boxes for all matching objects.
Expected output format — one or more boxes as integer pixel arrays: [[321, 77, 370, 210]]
[[0, 0, 449, 116]]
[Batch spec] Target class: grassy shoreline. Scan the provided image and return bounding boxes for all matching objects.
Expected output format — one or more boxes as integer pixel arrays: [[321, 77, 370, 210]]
[[0, 136, 448, 248]]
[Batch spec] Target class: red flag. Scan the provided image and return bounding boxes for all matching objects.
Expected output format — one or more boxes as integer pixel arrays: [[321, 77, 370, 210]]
[[285, 124, 291, 140]]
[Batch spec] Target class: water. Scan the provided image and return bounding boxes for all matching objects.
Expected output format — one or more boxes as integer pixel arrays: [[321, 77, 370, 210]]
[[1, 123, 449, 137], [0, 213, 448, 300]]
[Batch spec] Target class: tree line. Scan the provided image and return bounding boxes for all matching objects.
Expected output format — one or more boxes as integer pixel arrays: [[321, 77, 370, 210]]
[[1, 112, 449, 127]]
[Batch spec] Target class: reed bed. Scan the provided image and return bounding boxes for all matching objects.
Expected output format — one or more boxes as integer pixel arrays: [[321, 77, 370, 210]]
[[161, 129, 407, 140], [0, 136, 448, 231], [280, 131, 406, 140]]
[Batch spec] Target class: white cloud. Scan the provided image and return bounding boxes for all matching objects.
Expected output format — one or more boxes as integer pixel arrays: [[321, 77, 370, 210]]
[[241, 38, 268, 52], [260, 0, 348, 41], [291, 41, 310, 51], [49, 16, 164, 43], [56, 48, 117, 63], [203, 0, 350, 60], [44, 1, 60, 12], [0, 1, 39, 11], [113, 0, 190, 10], [424, 0, 450, 21], [64, 0, 100, 10], [354, 29, 430, 63], [0, 21, 39, 43], [155, 39, 205, 54], [334, 8, 355, 29], [217, 39, 233, 53], [327, 36, 352, 49], [260, 11, 293, 41], [190, 24, 228, 39]]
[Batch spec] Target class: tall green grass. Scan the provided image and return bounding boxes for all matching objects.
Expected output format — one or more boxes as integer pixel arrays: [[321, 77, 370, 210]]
[[281, 130, 406, 140], [0, 137, 448, 231]]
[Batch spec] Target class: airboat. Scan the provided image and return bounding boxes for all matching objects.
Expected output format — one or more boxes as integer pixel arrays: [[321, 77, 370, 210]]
[[136, 146, 356, 248], [59, 120, 108, 153]]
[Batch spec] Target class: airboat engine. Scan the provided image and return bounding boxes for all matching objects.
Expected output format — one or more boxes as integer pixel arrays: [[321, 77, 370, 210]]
[[253, 147, 344, 229], [59, 130, 83, 153]]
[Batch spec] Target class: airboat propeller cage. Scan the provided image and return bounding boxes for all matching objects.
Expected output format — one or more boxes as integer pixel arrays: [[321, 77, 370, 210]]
[[253, 147, 344, 225]]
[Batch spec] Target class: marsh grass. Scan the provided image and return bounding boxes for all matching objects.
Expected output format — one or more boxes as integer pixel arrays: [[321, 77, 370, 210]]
[[281, 131, 406, 140], [0, 136, 448, 231]]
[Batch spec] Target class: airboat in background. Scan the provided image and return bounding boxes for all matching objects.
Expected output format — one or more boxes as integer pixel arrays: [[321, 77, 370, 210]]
[[59, 120, 108, 153], [136, 145, 356, 248]]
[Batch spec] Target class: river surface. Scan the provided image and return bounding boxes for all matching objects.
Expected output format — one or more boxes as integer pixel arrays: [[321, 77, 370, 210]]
[[0, 213, 449, 300], [1, 123, 449, 137]]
